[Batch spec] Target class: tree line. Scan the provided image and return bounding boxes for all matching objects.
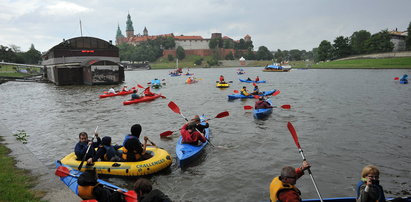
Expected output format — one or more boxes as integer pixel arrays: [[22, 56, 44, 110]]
[[0, 44, 42, 64]]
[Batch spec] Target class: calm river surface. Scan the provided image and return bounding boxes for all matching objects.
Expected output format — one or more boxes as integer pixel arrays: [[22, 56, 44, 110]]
[[1, 67, 410, 202]]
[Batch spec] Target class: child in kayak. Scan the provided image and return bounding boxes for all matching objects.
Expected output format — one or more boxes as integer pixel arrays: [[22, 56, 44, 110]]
[[180, 122, 206, 145]]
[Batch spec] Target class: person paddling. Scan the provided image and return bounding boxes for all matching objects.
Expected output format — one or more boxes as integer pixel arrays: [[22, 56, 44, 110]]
[[180, 121, 206, 145], [255, 96, 274, 109], [240, 86, 251, 96], [122, 124, 153, 161], [269, 161, 311, 202], [74, 132, 101, 165], [77, 170, 123, 201]]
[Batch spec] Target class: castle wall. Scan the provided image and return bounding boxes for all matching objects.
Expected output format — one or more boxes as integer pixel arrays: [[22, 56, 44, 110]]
[[175, 39, 210, 50]]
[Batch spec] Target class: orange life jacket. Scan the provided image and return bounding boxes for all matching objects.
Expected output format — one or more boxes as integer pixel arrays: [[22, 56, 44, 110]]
[[78, 184, 99, 200]]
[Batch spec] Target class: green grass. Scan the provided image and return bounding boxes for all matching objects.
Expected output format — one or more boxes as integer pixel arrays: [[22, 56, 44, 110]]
[[310, 57, 411, 69], [151, 55, 215, 69], [0, 138, 45, 202], [0, 65, 41, 78]]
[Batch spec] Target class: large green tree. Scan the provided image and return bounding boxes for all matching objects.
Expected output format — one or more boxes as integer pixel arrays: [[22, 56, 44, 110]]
[[176, 46, 186, 60], [350, 30, 371, 55], [333, 36, 352, 59], [256, 46, 273, 60], [364, 30, 393, 53], [406, 22, 411, 51], [317, 40, 334, 61], [21, 44, 42, 64]]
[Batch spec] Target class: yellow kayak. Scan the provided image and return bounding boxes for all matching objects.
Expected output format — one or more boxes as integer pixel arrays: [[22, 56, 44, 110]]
[[60, 146, 172, 176]]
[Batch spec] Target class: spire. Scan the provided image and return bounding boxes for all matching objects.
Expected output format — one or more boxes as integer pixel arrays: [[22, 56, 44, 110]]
[[143, 26, 148, 36], [126, 13, 134, 37], [116, 24, 124, 38]]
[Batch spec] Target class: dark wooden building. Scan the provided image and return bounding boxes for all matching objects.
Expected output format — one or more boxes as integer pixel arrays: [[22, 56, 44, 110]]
[[42, 37, 124, 85]]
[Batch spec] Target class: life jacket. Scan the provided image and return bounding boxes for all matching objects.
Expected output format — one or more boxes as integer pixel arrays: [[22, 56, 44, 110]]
[[102, 145, 119, 161], [240, 88, 249, 96], [270, 176, 301, 202], [78, 184, 99, 200], [121, 147, 142, 161]]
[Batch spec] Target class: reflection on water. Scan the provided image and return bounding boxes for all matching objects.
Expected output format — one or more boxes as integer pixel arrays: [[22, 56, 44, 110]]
[[1, 68, 410, 201]]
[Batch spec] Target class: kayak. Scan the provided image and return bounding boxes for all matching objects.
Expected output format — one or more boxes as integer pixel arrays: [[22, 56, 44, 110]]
[[59, 146, 172, 176], [123, 94, 163, 105], [184, 73, 194, 76], [400, 79, 408, 84], [99, 90, 133, 98], [55, 161, 137, 202], [263, 65, 292, 72], [253, 99, 273, 119], [228, 90, 276, 100], [239, 79, 266, 83], [237, 72, 245, 75], [176, 115, 209, 167], [185, 80, 198, 84], [169, 73, 181, 76], [216, 82, 230, 88]]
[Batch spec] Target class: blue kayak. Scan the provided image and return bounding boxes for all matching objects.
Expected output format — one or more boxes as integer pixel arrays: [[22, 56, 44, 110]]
[[228, 90, 276, 100], [176, 115, 210, 167], [400, 79, 408, 84], [239, 79, 266, 83], [253, 99, 273, 119]]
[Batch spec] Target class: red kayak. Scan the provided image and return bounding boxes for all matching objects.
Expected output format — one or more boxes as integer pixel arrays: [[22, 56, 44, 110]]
[[99, 90, 134, 98], [123, 94, 164, 105]]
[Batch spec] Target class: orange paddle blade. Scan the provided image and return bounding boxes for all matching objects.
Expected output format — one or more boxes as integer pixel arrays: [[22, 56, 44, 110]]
[[137, 84, 144, 88], [281, 104, 291, 109], [287, 122, 301, 149], [168, 101, 181, 114], [394, 77, 399, 80], [215, 111, 229, 118], [272, 90, 281, 96], [55, 166, 71, 177], [160, 130, 174, 137], [233, 90, 239, 93], [243, 105, 253, 110]]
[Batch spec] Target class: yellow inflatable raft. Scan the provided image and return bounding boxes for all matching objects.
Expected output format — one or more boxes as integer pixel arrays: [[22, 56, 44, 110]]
[[216, 82, 230, 88], [60, 146, 172, 176]]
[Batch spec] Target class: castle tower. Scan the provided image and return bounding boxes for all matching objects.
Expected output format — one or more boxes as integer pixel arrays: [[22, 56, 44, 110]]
[[126, 13, 134, 38], [115, 24, 124, 45], [244, 34, 251, 42], [143, 27, 148, 36]]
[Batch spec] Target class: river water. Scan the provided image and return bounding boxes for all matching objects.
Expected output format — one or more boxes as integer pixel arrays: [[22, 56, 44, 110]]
[[0, 67, 410, 202]]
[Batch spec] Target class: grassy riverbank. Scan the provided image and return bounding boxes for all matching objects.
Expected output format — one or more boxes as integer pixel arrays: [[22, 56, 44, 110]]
[[309, 57, 411, 69], [0, 138, 45, 202]]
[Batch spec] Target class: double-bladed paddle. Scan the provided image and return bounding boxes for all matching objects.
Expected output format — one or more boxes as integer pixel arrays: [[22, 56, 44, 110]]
[[287, 122, 323, 202], [243, 104, 291, 110], [160, 111, 230, 137], [78, 126, 98, 170]]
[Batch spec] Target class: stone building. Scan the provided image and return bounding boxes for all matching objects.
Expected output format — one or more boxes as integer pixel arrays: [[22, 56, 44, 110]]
[[42, 37, 124, 85], [389, 29, 408, 52]]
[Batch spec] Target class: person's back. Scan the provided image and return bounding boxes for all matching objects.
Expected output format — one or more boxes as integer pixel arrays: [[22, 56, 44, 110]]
[[93, 136, 122, 162], [134, 178, 171, 202], [180, 122, 206, 144], [255, 100, 273, 109], [78, 170, 123, 202], [131, 90, 140, 100]]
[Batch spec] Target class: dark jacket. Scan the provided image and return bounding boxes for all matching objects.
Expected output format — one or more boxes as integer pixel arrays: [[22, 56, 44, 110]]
[[139, 189, 171, 202], [74, 137, 101, 160]]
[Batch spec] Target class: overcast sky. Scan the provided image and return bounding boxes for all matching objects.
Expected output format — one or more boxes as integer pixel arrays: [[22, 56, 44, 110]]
[[1, 0, 410, 52]]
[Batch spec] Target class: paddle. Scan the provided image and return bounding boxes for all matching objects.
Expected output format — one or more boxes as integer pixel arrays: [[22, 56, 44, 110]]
[[252, 83, 257, 87], [78, 126, 98, 170], [167, 101, 215, 146], [287, 122, 324, 202], [233, 90, 239, 93], [55, 166, 136, 199], [243, 104, 291, 110], [160, 111, 230, 137], [394, 77, 399, 80], [137, 84, 145, 89]]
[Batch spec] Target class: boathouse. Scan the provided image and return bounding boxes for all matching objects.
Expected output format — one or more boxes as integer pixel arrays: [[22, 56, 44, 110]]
[[42, 37, 124, 85]]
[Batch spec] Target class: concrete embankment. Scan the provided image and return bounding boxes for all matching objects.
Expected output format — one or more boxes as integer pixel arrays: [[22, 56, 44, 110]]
[[0, 123, 79, 202]]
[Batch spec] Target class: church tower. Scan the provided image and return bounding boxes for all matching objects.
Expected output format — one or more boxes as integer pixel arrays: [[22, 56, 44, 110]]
[[115, 24, 124, 45], [143, 27, 148, 36], [126, 13, 134, 38]]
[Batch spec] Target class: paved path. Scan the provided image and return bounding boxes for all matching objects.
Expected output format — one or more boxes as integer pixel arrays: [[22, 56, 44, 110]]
[[0, 123, 79, 202]]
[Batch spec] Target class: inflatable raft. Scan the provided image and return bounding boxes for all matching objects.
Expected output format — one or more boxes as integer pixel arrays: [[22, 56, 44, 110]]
[[228, 90, 276, 100], [59, 146, 172, 176], [123, 94, 163, 105], [216, 82, 230, 88]]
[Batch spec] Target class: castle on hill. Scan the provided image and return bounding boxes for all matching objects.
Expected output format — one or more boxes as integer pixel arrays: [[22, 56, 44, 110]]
[[115, 13, 252, 58]]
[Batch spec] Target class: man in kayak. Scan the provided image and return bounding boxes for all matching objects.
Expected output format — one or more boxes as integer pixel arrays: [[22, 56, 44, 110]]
[[134, 178, 171, 202], [108, 87, 116, 94], [122, 124, 152, 161], [255, 76, 260, 82], [77, 169, 124, 201], [192, 115, 209, 134], [252, 85, 262, 95], [74, 132, 101, 165], [180, 122, 206, 145], [246, 77, 252, 81], [121, 85, 128, 91], [131, 90, 140, 100], [219, 75, 225, 83], [240, 86, 251, 96], [255, 96, 274, 109], [356, 165, 386, 202], [269, 161, 311, 202]]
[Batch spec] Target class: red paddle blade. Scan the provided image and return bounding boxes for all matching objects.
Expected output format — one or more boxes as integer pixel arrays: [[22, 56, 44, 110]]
[[160, 95, 167, 99], [394, 77, 399, 80], [137, 84, 144, 88], [233, 90, 239, 93], [252, 83, 256, 87], [243, 105, 253, 110], [272, 90, 281, 96], [168, 101, 181, 114], [103, 91, 108, 94], [160, 130, 174, 137], [253, 95, 260, 99], [287, 122, 301, 149], [281, 104, 291, 109], [55, 166, 70, 177], [215, 111, 229, 118]]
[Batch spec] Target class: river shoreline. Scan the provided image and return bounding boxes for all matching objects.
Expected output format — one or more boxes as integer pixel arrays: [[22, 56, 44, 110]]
[[0, 123, 79, 202]]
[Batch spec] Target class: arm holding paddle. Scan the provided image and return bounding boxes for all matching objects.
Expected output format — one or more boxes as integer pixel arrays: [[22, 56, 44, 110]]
[[76, 128, 100, 170]]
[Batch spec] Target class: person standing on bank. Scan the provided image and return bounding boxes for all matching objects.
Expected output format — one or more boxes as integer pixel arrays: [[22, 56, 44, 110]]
[[356, 165, 386, 202], [269, 160, 311, 202]]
